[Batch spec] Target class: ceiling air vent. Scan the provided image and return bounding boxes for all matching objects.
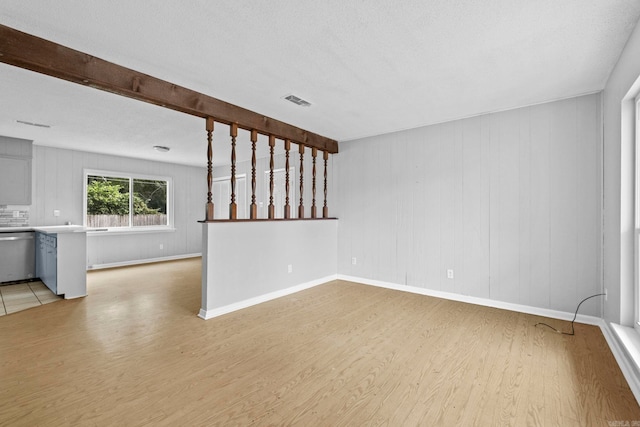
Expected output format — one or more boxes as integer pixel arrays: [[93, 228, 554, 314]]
[[16, 120, 51, 128], [284, 94, 312, 107]]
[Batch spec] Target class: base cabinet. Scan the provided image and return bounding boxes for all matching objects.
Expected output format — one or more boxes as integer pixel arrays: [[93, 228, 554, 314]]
[[36, 232, 57, 293], [35, 231, 86, 298]]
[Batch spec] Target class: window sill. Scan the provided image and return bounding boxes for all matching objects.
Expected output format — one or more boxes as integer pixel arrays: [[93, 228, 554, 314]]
[[611, 323, 640, 373], [87, 227, 176, 236]]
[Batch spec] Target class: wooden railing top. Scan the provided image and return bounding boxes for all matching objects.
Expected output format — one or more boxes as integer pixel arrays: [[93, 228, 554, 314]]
[[0, 24, 339, 154]]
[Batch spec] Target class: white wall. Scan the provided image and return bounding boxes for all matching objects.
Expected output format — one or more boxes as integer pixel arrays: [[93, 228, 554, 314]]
[[603, 18, 640, 325], [335, 94, 602, 315], [30, 145, 206, 266], [200, 220, 337, 318]]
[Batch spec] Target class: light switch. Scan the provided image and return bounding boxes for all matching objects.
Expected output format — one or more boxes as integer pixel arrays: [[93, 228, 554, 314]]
[[53, 209, 60, 217]]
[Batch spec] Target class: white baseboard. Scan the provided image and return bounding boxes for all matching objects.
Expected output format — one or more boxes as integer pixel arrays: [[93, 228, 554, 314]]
[[198, 274, 338, 320], [337, 274, 602, 326], [601, 321, 640, 405], [87, 253, 201, 270]]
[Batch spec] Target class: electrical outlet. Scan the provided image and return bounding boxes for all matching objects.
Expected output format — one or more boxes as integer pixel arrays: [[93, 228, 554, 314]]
[[159, 244, 164, 250], [352, 257, 357, 265], [53, 209, 60, 217], [288, 264, 293, 273], [447, 269, 454, 279], [604, 288, 608, 301]]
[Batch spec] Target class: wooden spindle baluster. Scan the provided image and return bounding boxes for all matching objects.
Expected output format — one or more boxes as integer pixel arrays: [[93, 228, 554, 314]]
[[323, 151, 329, 218], [250, 130, 258, 219], [229, 123, 238, 219], [268, 135, 275, 219], [205, 117, 214, 221], [311, 147, 317, 218], [284, 139, 291, 219], [298, 144, 305, 218]]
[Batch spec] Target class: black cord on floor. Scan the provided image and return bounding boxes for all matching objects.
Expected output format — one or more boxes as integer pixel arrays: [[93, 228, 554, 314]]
[[535, 293, 605, 336]]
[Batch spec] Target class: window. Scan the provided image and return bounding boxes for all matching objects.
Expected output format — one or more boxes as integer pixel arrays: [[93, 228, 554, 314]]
[[84, 170, 172, 230]]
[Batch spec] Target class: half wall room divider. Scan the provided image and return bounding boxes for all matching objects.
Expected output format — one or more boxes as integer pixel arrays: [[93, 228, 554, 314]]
[[0, 23, 340, 319], [198, 112, 339, 319]]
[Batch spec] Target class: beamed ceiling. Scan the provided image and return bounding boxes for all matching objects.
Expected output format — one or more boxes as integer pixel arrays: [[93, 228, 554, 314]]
[[0, 1, 639, 167]]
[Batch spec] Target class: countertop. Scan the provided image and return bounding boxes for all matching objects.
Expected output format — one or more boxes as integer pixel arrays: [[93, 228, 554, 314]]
[[0, 225, 89, 234]]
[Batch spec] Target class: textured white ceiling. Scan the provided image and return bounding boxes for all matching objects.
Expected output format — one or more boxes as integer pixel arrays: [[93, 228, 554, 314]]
[[0, 1, 639, 166]]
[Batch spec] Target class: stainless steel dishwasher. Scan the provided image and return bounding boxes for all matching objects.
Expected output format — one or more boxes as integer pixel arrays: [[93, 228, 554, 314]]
[[0, 231, 35, 283]]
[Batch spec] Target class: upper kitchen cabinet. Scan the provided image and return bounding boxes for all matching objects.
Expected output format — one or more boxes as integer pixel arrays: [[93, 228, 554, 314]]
[[0, 136, 32, 205]]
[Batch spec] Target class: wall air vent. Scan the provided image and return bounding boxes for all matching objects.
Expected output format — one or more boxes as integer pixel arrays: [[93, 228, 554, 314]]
[[284, 94, 312, 107]]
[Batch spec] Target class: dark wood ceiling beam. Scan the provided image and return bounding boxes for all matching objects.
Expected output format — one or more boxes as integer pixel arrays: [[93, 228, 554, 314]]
[[0, 24, 338, 153]]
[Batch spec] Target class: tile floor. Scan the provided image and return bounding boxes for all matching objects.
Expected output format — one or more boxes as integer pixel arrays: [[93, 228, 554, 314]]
[[0, 281, 62, 316]]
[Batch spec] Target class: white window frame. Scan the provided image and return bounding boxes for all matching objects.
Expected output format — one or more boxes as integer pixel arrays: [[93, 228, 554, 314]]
[[636, 96, 640, 330], [83, 169, 174, 234]]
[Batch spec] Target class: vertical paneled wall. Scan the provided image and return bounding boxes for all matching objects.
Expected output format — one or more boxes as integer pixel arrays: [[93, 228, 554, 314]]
[[31, 145, 206, 267], [336, 94, 602, 315]]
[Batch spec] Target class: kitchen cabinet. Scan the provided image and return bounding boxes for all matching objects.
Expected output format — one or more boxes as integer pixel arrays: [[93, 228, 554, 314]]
[[35, 229, 86, 298], [0, 137, 32, 205], [36, 232, 57, 293], [0, 157, 32, 205]]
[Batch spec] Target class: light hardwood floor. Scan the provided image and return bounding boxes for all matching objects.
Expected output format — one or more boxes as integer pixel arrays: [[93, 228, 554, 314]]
[[0, 258, 638, 426]]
